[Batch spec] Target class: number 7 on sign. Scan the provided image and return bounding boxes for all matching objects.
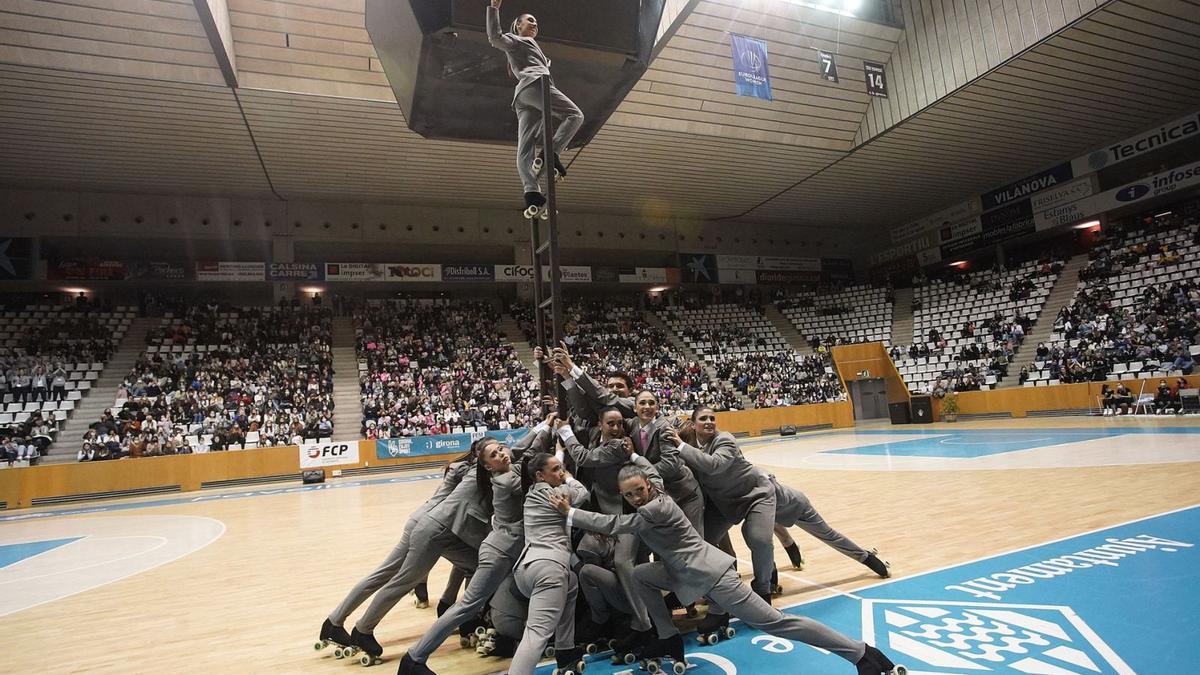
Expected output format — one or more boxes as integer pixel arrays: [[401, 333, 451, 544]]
[[817, 50, 839, 83]]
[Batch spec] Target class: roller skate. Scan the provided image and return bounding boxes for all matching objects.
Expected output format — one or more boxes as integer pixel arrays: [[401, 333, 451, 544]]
[[784, 542, 805, 570], [856, 644, 907, 675], [610, 627, 654, 666], [552, 647, 587, 675], [346, 627, 383, 666], [413, 582, 430, 609], [864, 549, 891, 578], [523, 191, 549, 220], [396, 653, 436, 675], [436, 599, 451, 618], [769, 564, 783, 597], [476, 630, 518, 658], [640, 634, 688, 675], [575, 616, 614, 655], [695, 612, 736, 646], [532, 151, 566, 182], [459, 615, 488, 648], [664, 592, 698, 618], [313, 618, 352, 658]]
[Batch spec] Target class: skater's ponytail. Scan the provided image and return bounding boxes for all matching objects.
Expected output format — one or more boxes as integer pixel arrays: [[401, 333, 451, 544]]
[[446, 436, 489, 474]]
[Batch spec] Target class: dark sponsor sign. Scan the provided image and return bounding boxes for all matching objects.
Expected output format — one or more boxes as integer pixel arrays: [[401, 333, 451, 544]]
[[441, 264, 492, 281], [756, 270, 821, 286], [49, 260, 126, 281], [127, 261, 186, 280], [820, 258, 855, 283], [942, 199, 1035, 258], [863, 61, 887, 97], [679, 253, 717, 283], [982, 162, 1074, 211]]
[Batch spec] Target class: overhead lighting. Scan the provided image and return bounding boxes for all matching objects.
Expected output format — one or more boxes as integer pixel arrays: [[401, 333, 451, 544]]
[[1154, 211, 1173, 218], [62, 287, 89, 295], [648, 286, 670, 293], [782, 0, 862, 17], [301, 286, 325, 295], [949, 260, 968, 268], [1072, 220, 1101, 230]]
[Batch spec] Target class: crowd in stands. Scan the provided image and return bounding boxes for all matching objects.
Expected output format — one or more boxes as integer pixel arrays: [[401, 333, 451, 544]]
[[516, 300, 743, 413], [79, 305, 334, 461], [714, 351, 844, 408], [1020, 215, 1199, 390], [359, 300, 538, 437]]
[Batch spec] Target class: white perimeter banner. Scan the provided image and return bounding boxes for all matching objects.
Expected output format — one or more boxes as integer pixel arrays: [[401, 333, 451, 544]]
[[324, 263, 386, 281], [195, 261, 265, 281], [618, 267, 668, 283], [890, 200, 975, 244], [716, 255, 820, 271], [493, 265, 592, 282], [718, 268, 757, 284], [299, 441, 359, 468], [1036, 159, 1200, 231], [385, 263, 442, 282]]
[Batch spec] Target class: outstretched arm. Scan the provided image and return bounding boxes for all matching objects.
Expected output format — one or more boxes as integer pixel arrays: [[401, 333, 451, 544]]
[[486, 1, 516, 50], [671, 429, 739, 475], [551, 492, 642, 535]]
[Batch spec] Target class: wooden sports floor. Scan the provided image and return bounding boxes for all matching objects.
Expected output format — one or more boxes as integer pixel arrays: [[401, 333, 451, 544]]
[[2, 416, 1198, 674]]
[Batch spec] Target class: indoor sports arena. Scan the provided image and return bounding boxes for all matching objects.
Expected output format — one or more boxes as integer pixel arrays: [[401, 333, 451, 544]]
[[1, 1, 1198, 673]]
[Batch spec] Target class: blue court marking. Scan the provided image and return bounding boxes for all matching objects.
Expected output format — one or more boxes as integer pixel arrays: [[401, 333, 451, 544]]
[[535, 505, 1200, 674], [0, 473, 443, 523], [820, 427, 1200, 458], [0, 536, 82, 568]]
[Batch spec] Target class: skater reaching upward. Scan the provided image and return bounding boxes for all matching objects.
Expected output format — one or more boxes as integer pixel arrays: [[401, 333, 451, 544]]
[[486, 0, 584, 217]]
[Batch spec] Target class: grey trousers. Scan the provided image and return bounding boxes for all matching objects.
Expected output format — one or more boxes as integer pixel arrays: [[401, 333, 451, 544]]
[[777, 488, 869, 562], [514, 82, 583, 193], [614, 533, 652, 630], [636, 563, 866, 663], [353, 519, 478, 633], [489, 574, 527, 638], [676, 488, 706, 538], [509, 559, 578, 675], [704, 494, 777, 596], [328, 516, 418, 625], [409, 540, 516, 662], [579, 563, 632, 623]]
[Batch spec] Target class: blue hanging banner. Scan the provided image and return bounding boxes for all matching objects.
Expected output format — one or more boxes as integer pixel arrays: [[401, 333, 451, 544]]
[[729, 33, 773, 101]]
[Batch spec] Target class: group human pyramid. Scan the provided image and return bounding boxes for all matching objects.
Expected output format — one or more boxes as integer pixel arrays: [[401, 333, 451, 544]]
[[315, 343, 904, 675]]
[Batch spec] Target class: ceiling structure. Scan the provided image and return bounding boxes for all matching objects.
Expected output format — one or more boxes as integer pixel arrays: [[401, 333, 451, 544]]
[[0, 0, 1198, 235]]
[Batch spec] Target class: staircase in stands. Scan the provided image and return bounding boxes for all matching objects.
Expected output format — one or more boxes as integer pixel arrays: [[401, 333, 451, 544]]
[[994, 255, 1089, 389], [42, 316, 159, 464], [330, 316, 363, 440]]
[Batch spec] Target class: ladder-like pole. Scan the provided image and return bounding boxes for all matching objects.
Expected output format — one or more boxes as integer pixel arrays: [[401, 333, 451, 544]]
[[530, 75, 564, 415]]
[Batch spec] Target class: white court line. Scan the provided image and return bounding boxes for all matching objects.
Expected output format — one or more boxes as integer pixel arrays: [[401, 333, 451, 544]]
[[735, 556, 864, 601], [0, 535, 167, 585]]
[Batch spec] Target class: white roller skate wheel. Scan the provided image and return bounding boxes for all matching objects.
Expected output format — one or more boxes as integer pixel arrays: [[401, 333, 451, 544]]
[[623, 652, 637, 665], [585, 644, 598, 655], [646, 659, 660, 673], [475, 626, 488, 637], [552, 668, 561, 675], [893, 667, 908, 675], [359, 654, 372, 667], [724, 627, 736, 639], [333, 647, 344, 659], [314, 640, 326, 651], [540, 209, 549, 220], [544, 646, 555, 658], [576, 660, 586, 672], [673, 662, 687, 674]]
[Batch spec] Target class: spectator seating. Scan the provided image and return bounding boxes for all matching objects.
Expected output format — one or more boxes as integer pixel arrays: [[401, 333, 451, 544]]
[[0, 304, 133, 465], [359, 299, 538, 437], [714, 351, 844, 408], [78, 305, 333, 461], [660, 303, 789, 358], [1028, 216, 1200, 388], [778, 284, 893, 348], [894, 260, 1058, 394]]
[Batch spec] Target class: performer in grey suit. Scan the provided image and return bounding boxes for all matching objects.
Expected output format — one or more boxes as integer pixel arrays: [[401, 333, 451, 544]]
[[398, 419, 554, 674], [772, 474, 891, 578], [486, 0, 584, 213], [628, 390, 705, 535], [553, 466, 905, 675], [668, 405, 776, 599], [345, 443, 494, 662], [508, 440, 592, 675], [317, 447, 477, 653]]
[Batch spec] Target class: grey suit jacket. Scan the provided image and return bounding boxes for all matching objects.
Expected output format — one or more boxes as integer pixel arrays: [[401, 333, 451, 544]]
[[408, 459, 470, 526], [770, 473, 810, 526], [486, 424, 553, 553], [678, 431, 772, 523], [486, 5, 552, 105], [567, 369, 637, 420], [562, 430, 661, 515], [569, 487, 735, 605], [515, 478, 590, 570], [629, 416, 700, 504], [427, 469, 491, 549]]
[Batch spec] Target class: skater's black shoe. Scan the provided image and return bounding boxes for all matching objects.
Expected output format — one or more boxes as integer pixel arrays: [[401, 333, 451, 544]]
[[552, 153, 567, 181], [397, 652, 437, 675], [864, 550, 891, 578], [553, 647, 587, 675], [575, 615, 608, 652], [314, 618, 352, 652], [348, 627, 384, 665], [436, 599, 452, 617], [769, 564, 783, 597], [457, 615, 487, 648], [489, 633, 518, 658], [641, 634, 688, 675], [784, 542, 805, 570], [610, 627, 654, 665], [696, 611, 736, 646], [414, 582, 430, 609], [856, 644, 906, 674], [532, 151, 566, 181]]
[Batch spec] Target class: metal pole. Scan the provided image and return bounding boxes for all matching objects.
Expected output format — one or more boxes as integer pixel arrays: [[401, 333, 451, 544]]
[[540, 76, 564, 348]]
